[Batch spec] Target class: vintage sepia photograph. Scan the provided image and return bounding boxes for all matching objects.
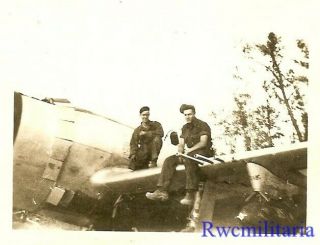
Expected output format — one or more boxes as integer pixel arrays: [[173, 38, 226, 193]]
[[1, 0, 319, 244]]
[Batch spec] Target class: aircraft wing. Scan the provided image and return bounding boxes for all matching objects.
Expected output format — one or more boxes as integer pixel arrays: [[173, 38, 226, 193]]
[[90, 142, 307, 194]]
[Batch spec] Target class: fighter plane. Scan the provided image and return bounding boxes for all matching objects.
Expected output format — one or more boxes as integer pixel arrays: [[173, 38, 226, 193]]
[[13, 92, 307, 231]]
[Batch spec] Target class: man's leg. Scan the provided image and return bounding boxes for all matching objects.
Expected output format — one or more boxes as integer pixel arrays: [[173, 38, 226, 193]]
[[157, 155, 179, 190], [184, 159, 201, 191], [181, 149, 211, 205], [146, 155, 179, 201], [148, 136, 163, 167], [185, 148, 213, 188], [129, 147, 149, 171]]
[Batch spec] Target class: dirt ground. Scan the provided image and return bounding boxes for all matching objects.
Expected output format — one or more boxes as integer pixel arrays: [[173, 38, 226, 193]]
[[13, 182, 305, 232], [12, 182, 250, 232]]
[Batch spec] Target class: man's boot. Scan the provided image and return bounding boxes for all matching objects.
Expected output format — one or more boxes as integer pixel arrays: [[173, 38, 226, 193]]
[[180, 218, 196, 232], [148, 160, 157, 168], [146, 189, 169, 201], [180, 191, 195, 206]]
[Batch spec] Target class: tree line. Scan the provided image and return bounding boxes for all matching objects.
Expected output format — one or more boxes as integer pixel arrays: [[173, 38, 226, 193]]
[[211, 32, 308, 154]]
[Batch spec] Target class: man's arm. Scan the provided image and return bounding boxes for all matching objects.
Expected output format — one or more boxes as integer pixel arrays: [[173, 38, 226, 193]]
[[184, 135, 208, 154], [143, 122, 164, 138], [129, 129, 139, 157], [178, 137, 185, 153], [177, 137, 185, 163]]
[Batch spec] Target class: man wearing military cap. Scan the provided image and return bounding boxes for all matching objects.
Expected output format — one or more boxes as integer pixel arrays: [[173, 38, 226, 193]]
[[146, 104, 213, 205], [128, 106, 164, 170]]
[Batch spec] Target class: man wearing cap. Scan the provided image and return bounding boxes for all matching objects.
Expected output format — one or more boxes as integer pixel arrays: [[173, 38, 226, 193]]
[[128, 106, 164, 171], [146, 104, 213, 205]]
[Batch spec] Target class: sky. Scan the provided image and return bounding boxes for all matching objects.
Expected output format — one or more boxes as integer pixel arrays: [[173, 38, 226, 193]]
[[1, 0, 320, 242], [1, 0, 317, 131]]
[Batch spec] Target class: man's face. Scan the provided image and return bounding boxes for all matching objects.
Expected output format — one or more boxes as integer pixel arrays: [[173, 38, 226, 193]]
[[183, 109, 196, 123], [140, 111, 150, 123]]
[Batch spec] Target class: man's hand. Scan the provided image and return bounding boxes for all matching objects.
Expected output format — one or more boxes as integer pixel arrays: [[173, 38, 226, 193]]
[[177, 138, 185, 163], [178, 145, 184, 154], [178, 155, 184, 163], [184, 147, 193, 155], [139, 130, 147, 136], [129, 154, 136, 161], [176, 152, 184, 163]]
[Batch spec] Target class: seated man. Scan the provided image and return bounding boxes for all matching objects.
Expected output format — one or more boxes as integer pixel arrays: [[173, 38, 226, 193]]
[[128, 106, 164, 170], [146, 104, 213, 205]]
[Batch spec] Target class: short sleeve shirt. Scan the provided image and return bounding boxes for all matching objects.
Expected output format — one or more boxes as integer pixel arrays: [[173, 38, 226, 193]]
[[180, 118, 212, 149]]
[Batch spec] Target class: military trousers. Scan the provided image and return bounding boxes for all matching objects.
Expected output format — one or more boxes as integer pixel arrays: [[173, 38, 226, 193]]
[[157, 148, 212, 191], [129, 136, 163, 170]]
